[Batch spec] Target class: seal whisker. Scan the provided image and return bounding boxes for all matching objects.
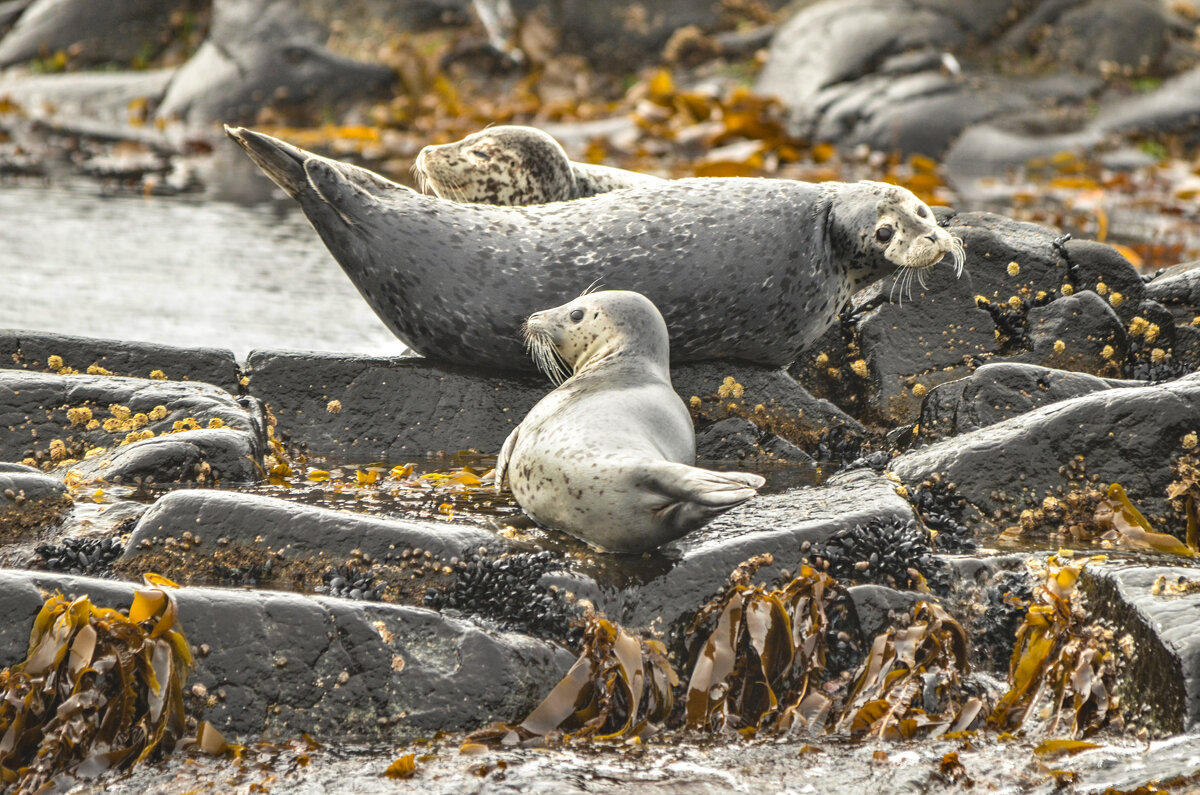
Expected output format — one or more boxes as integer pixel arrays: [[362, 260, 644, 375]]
[[524, 328, 571, 385], [889, 268, 902, 306], [580, 278, 604, 297], [949, 236, 966, 278]]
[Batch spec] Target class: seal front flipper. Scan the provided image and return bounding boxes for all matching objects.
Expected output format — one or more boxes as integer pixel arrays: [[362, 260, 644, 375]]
[[638, 461, 766, 533], [494, 425, 520, 494]]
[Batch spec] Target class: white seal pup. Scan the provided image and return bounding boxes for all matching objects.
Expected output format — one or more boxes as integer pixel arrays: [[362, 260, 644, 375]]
[[495, 290, 766, 554], [225, 126, 965, 371], [413, 125, 664, 205]]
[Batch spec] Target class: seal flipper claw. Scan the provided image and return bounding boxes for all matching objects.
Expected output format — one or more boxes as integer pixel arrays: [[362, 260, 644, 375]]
[[640, 461, 765, 531]]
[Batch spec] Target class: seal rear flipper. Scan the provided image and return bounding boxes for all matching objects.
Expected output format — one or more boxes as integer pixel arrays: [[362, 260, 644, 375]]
[[494, 425, 520, 493], [224, 126, 311, 199], [639, 461, 765, 531]]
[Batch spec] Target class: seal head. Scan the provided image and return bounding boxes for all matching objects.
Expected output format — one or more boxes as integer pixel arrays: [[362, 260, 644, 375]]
[[497, 290, 765, 554], [415, 126, 578, 204], [414, 125, 665, 205]]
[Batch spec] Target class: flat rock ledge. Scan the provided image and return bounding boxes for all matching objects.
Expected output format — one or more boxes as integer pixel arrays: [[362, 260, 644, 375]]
[[0, 569, 574, 741]]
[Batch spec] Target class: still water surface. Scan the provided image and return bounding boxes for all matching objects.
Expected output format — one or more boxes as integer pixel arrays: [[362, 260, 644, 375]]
[[0, 181, 408, 359]]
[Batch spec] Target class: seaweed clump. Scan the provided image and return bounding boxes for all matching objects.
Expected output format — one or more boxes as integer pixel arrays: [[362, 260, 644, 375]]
[[468, 617, 676, 744], [0, 575, 193, 791], [988, 555, 1119, 737]]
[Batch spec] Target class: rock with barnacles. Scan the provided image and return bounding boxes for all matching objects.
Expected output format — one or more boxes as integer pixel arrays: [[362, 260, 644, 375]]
[[0, 330, 242, 391], [0, 370, 265, 485], [0, 463, 72, 553], [891, 372, 1200, 537], [0, 569, 575, 740]]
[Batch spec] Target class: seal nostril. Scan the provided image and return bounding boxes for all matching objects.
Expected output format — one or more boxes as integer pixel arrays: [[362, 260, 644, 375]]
[[925, 233, 938, 243]]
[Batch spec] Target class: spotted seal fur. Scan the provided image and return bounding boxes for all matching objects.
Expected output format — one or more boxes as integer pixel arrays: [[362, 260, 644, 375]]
[[225, 126, 964, 371], [413, 125, 664, 205], [496, 289, 765, 553]]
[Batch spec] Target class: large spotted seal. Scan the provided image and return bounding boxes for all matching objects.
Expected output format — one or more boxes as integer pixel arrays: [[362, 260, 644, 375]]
[[225, 126, 964, 371], [413, 125, 664, 205], [496, 289, 765, 553]]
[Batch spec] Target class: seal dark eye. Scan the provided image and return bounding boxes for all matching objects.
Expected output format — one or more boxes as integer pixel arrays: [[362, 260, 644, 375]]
[[917, 206, 929, 218], [875, 226, 894, 244], [569, 308, 585, 323], [470, 149, 491, 160]]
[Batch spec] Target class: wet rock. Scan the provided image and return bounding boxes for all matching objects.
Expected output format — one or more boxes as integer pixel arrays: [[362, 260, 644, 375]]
[[845, 584, 923, 648], [675, 362, 864, 453], [247, 351, 851, 460], [155, 0, 395, 125], [1093, 65, 1200, 137], [890, 374, 1200, 536], [0, 569, 575, 740], [1145, 261, 1200, 325], [117, 489, 513, 584], [0, 329, 241, 392], [918, 362, 1124, 441], [245, 350, 546, 459], [0, 370, 264, 486], [694, 418, 812, 463], [1017, 290, 1128, 374], [593, 469, 914, 638], [1080, 563, 1200, 736], [0, 0, 200, 68], [0, 462, 71, 548], [35, 533, 125, 575]]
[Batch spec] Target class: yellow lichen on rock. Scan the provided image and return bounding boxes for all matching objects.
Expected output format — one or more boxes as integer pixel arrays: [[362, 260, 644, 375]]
[[1007, 261, 1020, 276], [850, 359, 868, 378], [1053, 340, 1066, 354], [149, 369, 167, 380], [109, 404, 132, 422], [121, 430, 155, 446], [326, 400, 343, 414], [85, 419, 100, 431], [66, 406, 93, 426], [717, 377, 745, 399], [87, 364, 113, 376], [148, 405, 168, 421]]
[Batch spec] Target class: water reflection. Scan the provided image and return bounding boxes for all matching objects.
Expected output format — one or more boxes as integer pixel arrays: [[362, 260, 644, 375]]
[[0, 178, 408, 359]]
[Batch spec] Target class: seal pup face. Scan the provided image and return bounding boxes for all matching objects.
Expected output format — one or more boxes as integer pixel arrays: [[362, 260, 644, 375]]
[[413, 125, 576, 205], [523, 290, 670, 384], [837, 181, 965, 299]]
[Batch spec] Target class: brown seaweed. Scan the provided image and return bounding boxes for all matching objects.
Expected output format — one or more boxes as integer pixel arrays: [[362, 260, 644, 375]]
[[684, 562, 842, 735], [988, 555, 1117, 738], [466, 616, 677, 746], [0, 575, 192, 792], [835, 602, 975, 740]]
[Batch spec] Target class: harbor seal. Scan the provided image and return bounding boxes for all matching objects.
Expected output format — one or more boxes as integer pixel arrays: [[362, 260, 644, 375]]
[[413, 125, 664, 205], [225, 126, 964, 371], [495, 289, 765, 553]]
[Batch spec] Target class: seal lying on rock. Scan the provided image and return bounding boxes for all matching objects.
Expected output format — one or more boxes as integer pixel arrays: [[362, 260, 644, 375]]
[[495, 290, 765, 554], [414, 125, 664, 205], [225, 126, 963, 371]]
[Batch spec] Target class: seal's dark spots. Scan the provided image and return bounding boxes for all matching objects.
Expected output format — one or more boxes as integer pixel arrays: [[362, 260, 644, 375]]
[[917, 206, 929, 218], [470, 149, 491, 161], [569, 309, 585, 323], [876, 226, 894, 244]]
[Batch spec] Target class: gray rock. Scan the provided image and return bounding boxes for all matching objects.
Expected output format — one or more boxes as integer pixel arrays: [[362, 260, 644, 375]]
[[0, 569, 575, 740], [1080, 563, 1200, 736], [1146, 261, 1200, 325], [118, 488, 516, 580], [918, 362, 1124, 441], [155, 0, 394, 125], [845, 583, 923, 647], [0, 462, 71, 552], [1018, 290, 1128, 374], [694, 417, 814, 463], [891, 373, 1200, 535], [246, 350, 858, 461], [0, 329, 241, 392], [0, 0, 197, 68], [0, 370, 264, 485], [596, 469, 914, 634]]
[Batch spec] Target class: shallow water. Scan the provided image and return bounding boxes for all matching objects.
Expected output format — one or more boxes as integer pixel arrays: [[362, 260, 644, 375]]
[[0, 181, 408, 359]]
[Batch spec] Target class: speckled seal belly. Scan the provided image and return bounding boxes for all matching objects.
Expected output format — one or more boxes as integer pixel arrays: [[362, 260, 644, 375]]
[[226, 126, 962, 372], [497, 290, 765, 554]]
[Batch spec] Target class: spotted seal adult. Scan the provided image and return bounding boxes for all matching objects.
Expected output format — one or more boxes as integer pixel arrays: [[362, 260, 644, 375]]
[[496, 289, 765, 553], [225, 126, 964, 371], [413, 125, 664, 205]]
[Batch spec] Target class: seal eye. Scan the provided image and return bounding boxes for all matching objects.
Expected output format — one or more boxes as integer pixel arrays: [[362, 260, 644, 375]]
[[917, 206, 929, 218], [875, 226, 894, 244], [569, 308, 585, 323], [470, 149, 491, 161]]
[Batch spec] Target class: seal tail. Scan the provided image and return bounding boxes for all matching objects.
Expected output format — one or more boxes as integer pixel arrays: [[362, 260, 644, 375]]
[[641, 462, 765, 532]]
